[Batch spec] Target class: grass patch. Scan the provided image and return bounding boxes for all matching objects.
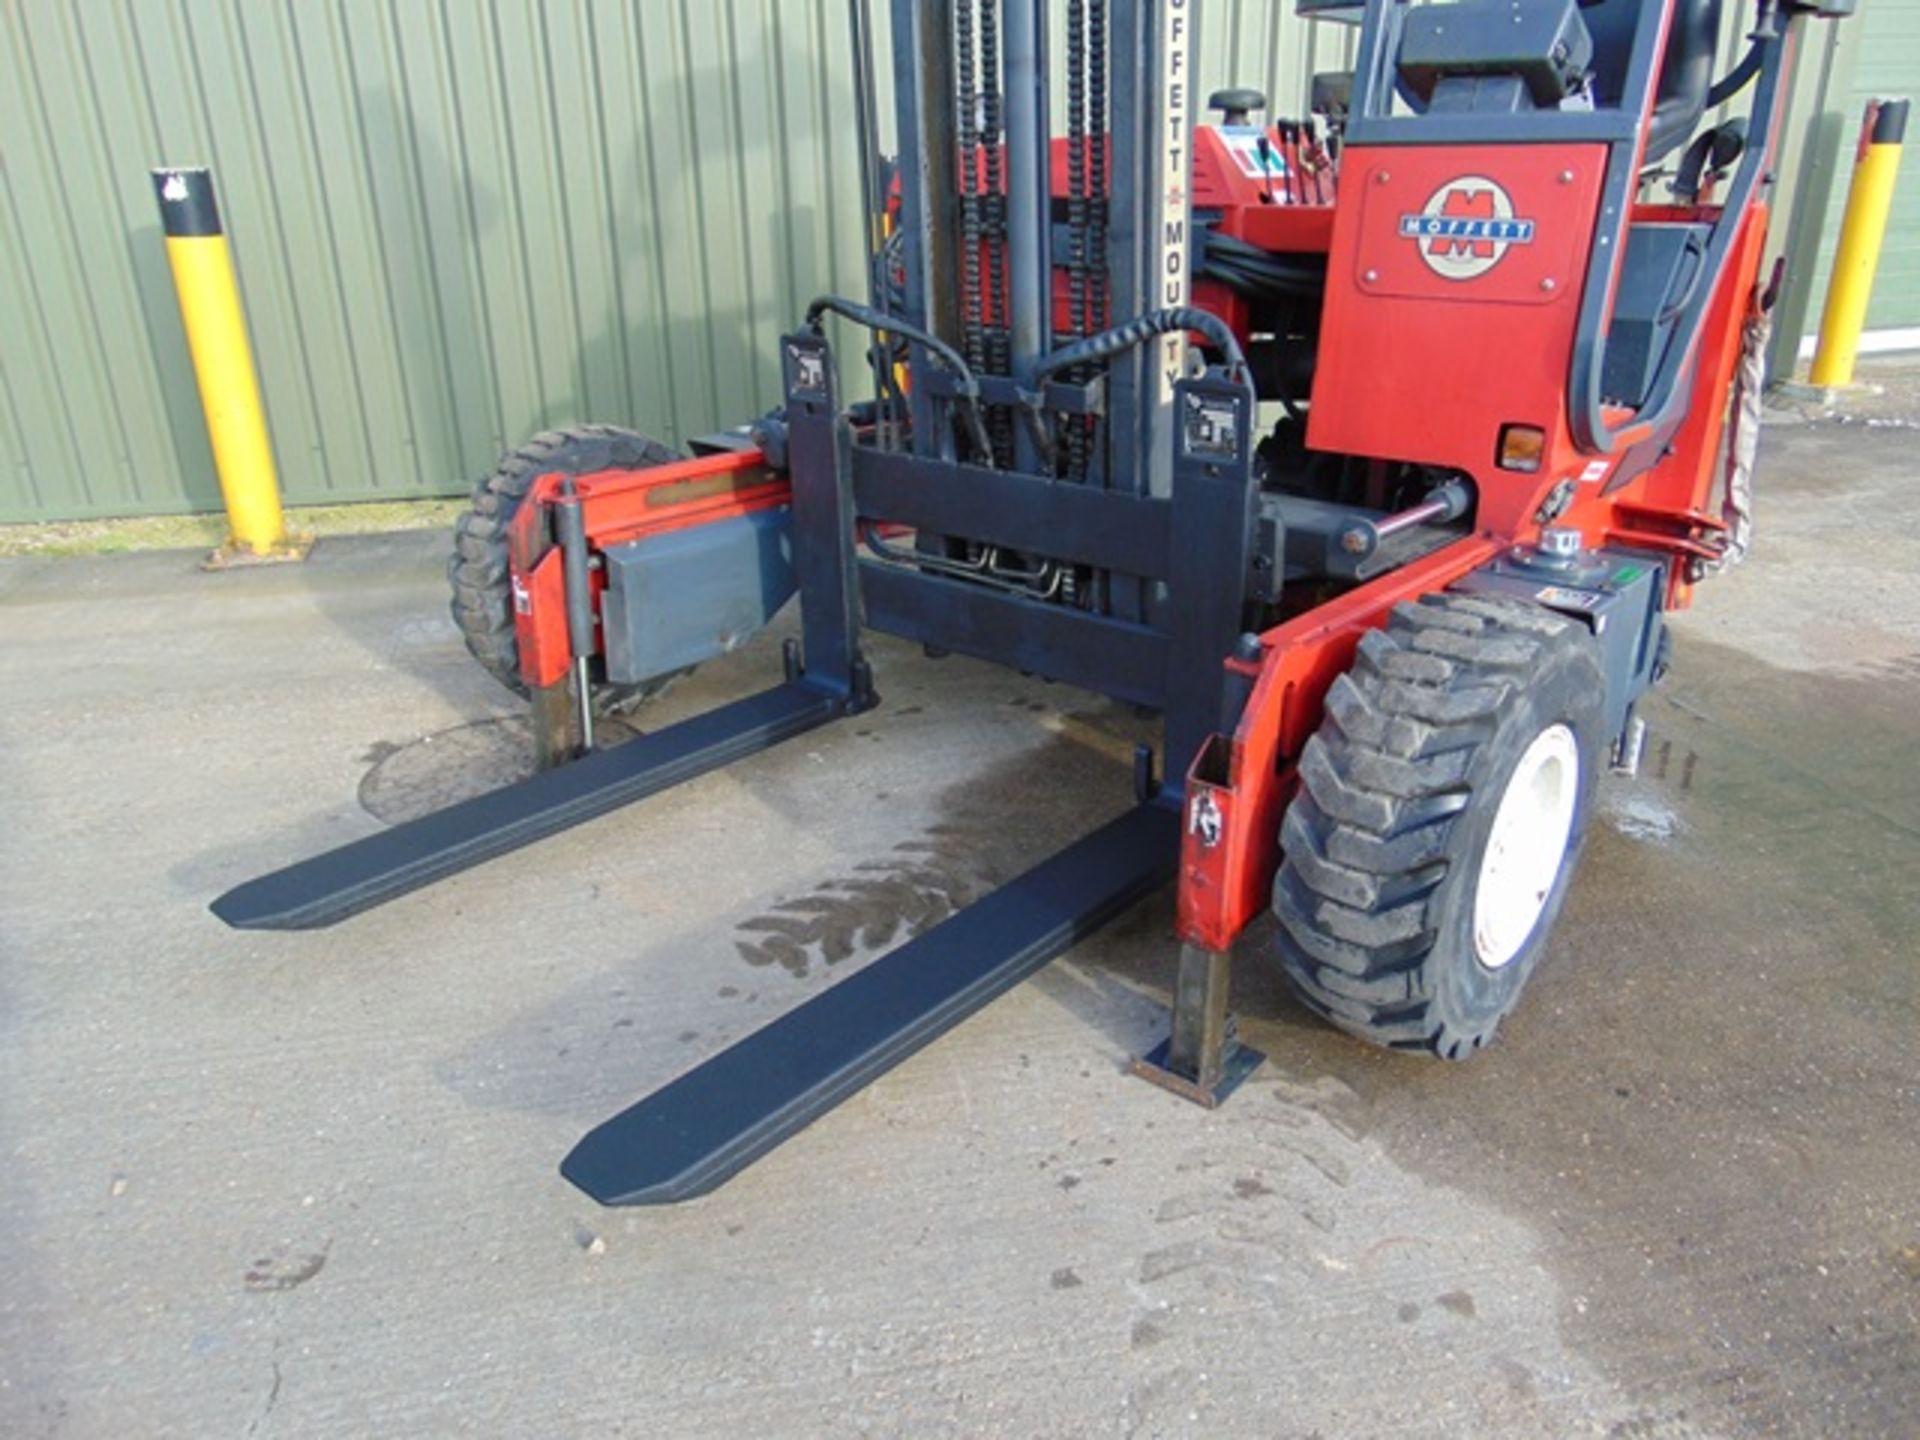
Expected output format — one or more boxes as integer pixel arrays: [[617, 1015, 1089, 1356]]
[[0, 498, 467, 559]]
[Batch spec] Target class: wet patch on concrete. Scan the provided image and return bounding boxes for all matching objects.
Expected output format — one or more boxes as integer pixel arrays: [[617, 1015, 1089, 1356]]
[[1844, 650, 1920, 687], [429, 703, 1155, 1125], [1638, 729, 1701, 791], [1600, 785, 1683, 844], [731, 825, 1004, 977], [723, 708, 1153, 978]]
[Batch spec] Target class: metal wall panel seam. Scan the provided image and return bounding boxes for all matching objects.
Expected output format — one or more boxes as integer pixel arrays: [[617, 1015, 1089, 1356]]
[[383, 2, 472, 486], [626, 0, 686, 440]]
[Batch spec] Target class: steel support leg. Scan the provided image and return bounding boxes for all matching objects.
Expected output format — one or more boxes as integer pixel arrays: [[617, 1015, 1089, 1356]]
[[1129, 943, 1265, 1107], [530, 678, 582, 772], [782, 330, 874, 709], [1162, 373, 1259, 778]]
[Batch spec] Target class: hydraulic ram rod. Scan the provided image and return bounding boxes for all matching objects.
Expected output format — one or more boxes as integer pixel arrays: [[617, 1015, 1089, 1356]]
[[554, 481, 596, 752], [1003, 0, 1050, 399]]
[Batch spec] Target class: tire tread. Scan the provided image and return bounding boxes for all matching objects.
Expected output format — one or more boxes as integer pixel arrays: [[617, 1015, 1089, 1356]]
[[449, 425, 678, 701], [1272, 592, 1585, 1057]]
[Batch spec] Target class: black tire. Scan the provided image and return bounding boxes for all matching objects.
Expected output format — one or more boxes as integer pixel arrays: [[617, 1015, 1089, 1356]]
[[448, 425, 680, 707], [1271, 592, 1607, 1058]]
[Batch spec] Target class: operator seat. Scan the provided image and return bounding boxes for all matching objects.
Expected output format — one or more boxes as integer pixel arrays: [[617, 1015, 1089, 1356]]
[[1580, 0, 1723, 164]]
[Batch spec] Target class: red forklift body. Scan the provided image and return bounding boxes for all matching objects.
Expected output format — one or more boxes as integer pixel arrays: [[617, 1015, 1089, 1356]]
[[213, 0, 1845, 1207]]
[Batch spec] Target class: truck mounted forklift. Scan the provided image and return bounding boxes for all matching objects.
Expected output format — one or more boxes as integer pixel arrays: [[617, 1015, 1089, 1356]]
[[214, 0, 1853, 1206]]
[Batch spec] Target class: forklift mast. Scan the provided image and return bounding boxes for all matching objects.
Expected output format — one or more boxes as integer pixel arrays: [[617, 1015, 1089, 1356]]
[[890, 0, 1192, 498]]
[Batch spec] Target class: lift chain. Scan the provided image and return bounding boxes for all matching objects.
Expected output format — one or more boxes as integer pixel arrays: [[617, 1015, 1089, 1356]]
[[956, 0, 984, 378], [1066, 0, 1090, 487], [1088, 0, 1108, 340], [978, 0, 1014, 465]]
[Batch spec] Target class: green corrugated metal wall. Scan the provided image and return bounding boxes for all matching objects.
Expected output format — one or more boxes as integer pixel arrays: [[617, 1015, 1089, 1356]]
[[0, 0, 1355, 523], [0, 0, 887, 521], [0, 1, 1902, 523]]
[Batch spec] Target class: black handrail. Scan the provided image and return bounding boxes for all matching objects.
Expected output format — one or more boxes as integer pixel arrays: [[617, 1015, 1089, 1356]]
[[1566, 15, 1789, 453]]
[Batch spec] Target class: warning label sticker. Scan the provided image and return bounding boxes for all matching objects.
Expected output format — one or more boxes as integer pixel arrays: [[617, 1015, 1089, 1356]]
[[1534, 585, 1602, 609]]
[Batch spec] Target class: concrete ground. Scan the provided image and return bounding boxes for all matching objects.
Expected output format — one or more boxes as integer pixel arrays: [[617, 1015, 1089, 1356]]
[[3, 399, 1918, 1439]]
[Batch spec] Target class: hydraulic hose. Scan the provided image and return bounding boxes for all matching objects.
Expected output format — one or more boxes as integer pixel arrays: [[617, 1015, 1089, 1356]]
[[1705, 38, 1764, 110], [805, 295, 974, 386], [803, 295, 995, 462], [1195, 230, 1326, 302], [1706, 2, 1776, 111], [1032, 306, 1250, 385]]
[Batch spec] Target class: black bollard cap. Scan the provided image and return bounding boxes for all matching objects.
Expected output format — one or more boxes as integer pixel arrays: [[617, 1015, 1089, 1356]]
[[152, 167, 223, 237], [1870, 98, 1909, 147]]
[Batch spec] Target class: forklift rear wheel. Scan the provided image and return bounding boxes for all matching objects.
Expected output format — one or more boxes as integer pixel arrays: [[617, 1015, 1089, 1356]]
[[449, 425, 683, 713], [1271, 593, 1605, 1058]]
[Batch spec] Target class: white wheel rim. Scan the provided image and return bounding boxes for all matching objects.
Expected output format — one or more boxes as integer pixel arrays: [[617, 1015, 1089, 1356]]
[[1473, 723, 1579, 970]]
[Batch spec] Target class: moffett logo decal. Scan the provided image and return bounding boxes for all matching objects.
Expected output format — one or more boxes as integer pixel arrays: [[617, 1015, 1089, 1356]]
[[1189, 791, 1222, 849], [1398, 176, 1535, 281]]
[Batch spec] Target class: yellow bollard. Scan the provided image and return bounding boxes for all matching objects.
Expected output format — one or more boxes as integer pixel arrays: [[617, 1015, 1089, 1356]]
[[1810, 99, 1909, 389], [151, 166, 305, 563]]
